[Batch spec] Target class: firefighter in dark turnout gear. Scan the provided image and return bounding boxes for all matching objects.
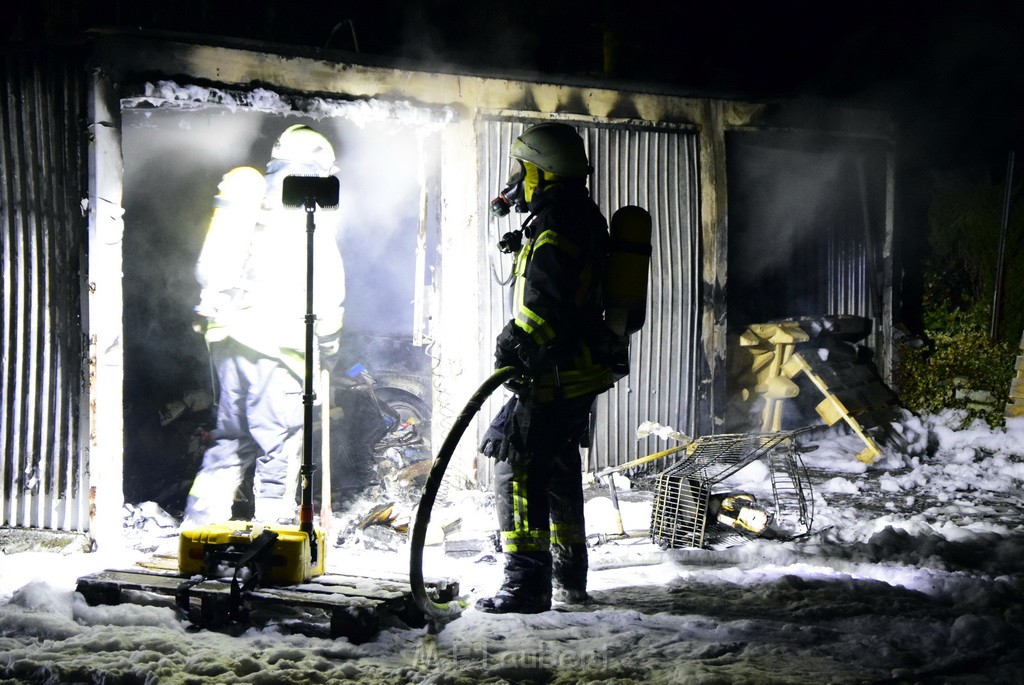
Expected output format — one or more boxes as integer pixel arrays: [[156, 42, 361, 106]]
[[477, 123, 615, 614]]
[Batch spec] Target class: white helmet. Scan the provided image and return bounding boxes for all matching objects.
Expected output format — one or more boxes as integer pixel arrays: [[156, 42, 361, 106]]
[[271, 125, 336, 173], [510, 123, 590, 178]]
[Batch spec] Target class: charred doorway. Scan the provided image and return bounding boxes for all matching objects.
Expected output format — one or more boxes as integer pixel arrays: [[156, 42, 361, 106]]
[[724, 130, 891, 431], [120, 100, 439, 520]]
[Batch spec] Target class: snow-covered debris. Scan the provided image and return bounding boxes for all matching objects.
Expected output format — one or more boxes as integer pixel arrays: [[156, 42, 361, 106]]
[[1, 409, 1022, 684]]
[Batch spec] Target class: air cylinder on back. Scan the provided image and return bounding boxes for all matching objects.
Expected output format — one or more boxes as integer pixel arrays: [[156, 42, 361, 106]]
[[604, 205, 652, 337]]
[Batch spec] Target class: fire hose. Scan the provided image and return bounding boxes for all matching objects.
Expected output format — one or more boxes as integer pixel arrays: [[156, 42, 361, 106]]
[[409, 365, 521, 628]]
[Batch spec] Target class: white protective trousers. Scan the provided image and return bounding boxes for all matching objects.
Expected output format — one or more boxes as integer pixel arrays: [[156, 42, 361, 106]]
[[183, 338, 303, 526]]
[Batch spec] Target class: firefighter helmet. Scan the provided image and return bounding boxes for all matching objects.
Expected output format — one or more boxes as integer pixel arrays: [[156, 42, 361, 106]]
[[215, 166, 266, 207], [271, 125, 336, 173], [510, 123, 590, 178]]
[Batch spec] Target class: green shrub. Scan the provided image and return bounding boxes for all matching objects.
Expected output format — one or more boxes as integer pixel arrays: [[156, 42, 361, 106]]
[[894, 302, 1015, 427], [894, 171, 1020, 427], [925, 172, 1023, 344]]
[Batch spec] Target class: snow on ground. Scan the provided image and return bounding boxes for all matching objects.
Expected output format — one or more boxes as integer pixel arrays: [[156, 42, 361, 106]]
[[2, 410, 1023, 684]]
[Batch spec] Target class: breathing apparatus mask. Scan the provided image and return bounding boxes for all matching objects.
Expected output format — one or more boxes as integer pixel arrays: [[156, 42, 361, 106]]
[[492, 159, 546, 254], [490, 159, 529, 218]]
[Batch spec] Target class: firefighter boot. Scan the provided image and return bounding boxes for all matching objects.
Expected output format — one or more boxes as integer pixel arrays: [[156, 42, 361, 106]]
[[552, 543, 591, 604], [255, 496, 298, 526], [475, 551, 552, 614]]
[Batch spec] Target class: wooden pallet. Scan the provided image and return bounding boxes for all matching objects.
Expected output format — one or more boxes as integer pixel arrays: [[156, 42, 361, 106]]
[[76, 564, 458, 643]]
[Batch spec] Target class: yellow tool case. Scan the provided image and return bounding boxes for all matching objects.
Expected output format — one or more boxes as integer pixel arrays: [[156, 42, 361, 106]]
[[179, 522, 326, 585]]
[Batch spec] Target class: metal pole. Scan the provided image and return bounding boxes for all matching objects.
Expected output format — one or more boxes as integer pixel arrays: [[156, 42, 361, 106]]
[[320, 368, 332, 536], [301, 204, 318, 562], [991, 150, 1015, 341]]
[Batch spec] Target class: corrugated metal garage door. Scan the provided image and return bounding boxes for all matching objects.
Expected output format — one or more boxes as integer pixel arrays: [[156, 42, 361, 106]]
[[1, 50, 90, 530], [476, 117, 700, 481]]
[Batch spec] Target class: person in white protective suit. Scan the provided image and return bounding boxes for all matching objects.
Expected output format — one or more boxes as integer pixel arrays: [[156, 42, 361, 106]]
[[182, 124, 346, 528]]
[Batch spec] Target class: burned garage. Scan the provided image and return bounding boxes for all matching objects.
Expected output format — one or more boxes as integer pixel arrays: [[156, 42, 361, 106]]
[[5, 6, 1024, 681], [1, 30, 897, 544]]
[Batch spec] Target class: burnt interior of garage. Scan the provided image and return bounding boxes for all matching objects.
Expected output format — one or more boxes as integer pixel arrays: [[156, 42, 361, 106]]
[[120, 104, 440, 519], [723, 130, 891, 433]]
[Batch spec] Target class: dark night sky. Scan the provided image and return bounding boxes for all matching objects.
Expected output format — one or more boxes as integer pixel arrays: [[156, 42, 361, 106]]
[[5, 1, 1023, 174], [409, 1, 1024, 177], [5, 2, 1021, 236]]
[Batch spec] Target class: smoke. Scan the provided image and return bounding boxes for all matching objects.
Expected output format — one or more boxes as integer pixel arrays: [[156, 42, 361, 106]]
[[725, 130, 889, 333], [122, 87, 450, 342], [120, 88, 448, 508], [326, 117, 432, 334], [393, 3, 542, 77], [121, 106, 267, 393], [728, 143, 851, 280], [129, 81, 290, 112]]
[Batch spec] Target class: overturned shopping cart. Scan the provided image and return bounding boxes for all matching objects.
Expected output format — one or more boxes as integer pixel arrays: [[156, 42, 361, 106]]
[[648, 429, 815, 550]]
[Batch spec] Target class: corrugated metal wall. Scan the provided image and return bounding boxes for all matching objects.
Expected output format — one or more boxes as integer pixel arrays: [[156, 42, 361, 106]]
[[476, 117, 701, 482], [825, 154, 886, 347], [821, 219, 875, 321], [0, 49, 90, 530]]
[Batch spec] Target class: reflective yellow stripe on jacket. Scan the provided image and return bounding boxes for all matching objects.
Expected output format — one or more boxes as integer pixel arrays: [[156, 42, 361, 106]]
[[512, 239, 555, 346], [512, 229, 612, 401]]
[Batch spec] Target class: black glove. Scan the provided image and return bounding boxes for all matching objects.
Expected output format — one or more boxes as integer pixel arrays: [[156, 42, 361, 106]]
[[479, 396, 517, 457], [494, 321, 543, 374], [478, 396, 530, 464]]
